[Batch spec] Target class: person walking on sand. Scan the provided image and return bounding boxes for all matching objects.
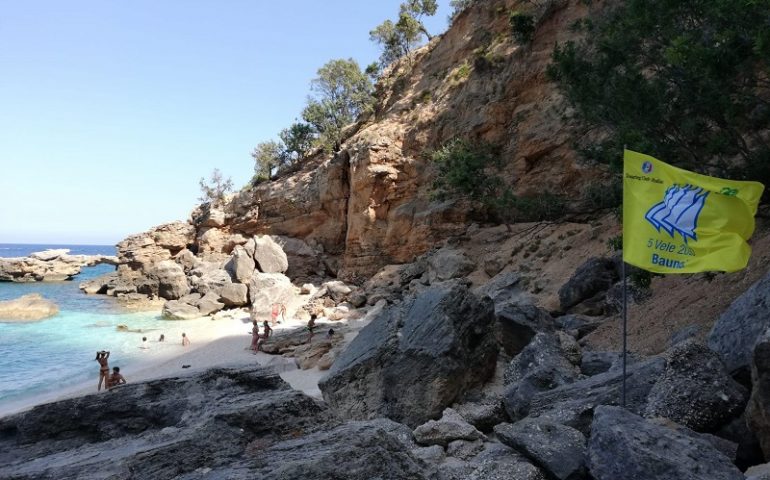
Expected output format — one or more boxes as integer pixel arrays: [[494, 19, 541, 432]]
[[249, 320, 260, 353], [182, 332, 190, 347], [107, 366, 126, 390], [96, 350, 110, 391]]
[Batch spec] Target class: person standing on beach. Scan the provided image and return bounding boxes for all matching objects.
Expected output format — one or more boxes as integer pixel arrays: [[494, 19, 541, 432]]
[[306, 314, 317, 344], [96, 351, 110, 391], [141, 337, 149, 349], [182, 332, 190, 347], [158, 334, 165, 342], [262, 320, 272, 340], [249, 320, 260, 353], [107, 367, 126, 390]]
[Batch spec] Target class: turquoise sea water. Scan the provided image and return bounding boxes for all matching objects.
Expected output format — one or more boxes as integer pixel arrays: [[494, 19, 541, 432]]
[[0, 244, 165, 409]]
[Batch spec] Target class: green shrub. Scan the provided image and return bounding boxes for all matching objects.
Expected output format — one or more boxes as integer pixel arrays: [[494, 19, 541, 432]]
[[606, 234, 622, 252], [510, 11, 535, 43]]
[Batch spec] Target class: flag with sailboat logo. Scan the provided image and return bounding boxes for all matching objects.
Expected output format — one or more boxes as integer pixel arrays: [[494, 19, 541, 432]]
[[623, 150, 764, 273]]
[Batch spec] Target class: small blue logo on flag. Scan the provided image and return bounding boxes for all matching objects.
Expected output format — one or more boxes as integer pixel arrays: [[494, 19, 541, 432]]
[[642, 161, 653, 174], [645, 184, 709, 243]]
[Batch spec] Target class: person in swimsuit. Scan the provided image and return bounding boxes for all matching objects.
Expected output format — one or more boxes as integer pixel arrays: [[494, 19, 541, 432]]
[[306, 314, 317, 344], [249, 320, 260, 353], [270, 303, 286, 326], [182, 332, 190, 347], [262, 320, 272, 340], [96, 350, 110, 391], [107, 366, 126, 390]]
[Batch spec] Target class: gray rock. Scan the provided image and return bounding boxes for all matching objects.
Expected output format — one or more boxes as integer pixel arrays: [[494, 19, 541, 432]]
[[319, 282, 498, 427], [437, 443, 546, 480], [708, 269, 770, 377], [194, 268, 232, 297], [453, 400, 508, 432], [195, 292, 225, 316], [150, 260, 190, 300], [322, 280, 353, 302], [412, 444, 446, 464], [649, 417, 738, 461], [644, 341, 747, 432], [669, 324, 700, 347], [274, 236, 326, 283], [587, 406, 743, 480], [0, 366, 330, 480], [249, 272, 295, 317], [413, 408, 486, 447], [526, 356, 666, 433], [179, 292, 202, 304], [425, 246, 475, 283], [161, 300, 201, 320], [446, 439, 485, 460], [555, 314, 602, 339], [475, 271, 532, 309], [717, 414, 764, 471], [746, 463, 770, 480], [253, 235, 289, 274], [503, 333, 581, 419], [219, 283, 249, 307], [496, 419, 586, 480], [496, 303, 554, 357], [226, 245, 256, 284], [173, 248, 199, 273], [558, 257, 618, 313], [748, 328, 770, 458], [580, 351, 633, 376]]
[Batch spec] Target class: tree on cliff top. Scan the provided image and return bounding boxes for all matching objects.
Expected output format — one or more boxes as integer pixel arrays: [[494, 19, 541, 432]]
[[301, 58, 374, 152], [370, 0, 438, 66], [198, 169, 233, 205], [251, 140, 283, 183], [548, 0, 770, 186]]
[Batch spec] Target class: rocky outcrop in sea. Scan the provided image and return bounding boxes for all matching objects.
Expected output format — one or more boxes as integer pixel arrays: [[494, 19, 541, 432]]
[[0, 249, 118, 282]]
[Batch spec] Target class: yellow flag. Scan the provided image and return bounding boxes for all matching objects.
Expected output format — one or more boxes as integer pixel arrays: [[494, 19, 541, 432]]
[[623, 150, 764, 273]]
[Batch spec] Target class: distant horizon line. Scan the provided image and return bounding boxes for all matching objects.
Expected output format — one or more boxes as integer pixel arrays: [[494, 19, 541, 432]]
[[0, 242, 117, 247]]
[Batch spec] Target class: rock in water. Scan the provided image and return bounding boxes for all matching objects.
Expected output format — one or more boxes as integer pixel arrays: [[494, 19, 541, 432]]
[[708, 270, 770, 378], [644, 341, 747, 432], [319, 282, 498, 427], [0, 294, 59, 321], [587, 406, 743, 480], [495, 419, 586, 480]]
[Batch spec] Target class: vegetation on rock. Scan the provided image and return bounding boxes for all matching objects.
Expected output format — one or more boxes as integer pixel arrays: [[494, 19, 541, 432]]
[[198, 168, 233, 205], [370, 0, 438, 67]]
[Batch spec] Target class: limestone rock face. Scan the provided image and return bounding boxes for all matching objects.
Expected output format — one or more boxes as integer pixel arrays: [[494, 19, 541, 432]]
[[225, 245, 256, 284], [644, 341, 747, 432], [0, 294, 59, 321], [253, 235, 289, 274], [708, 270, 770, 377], [425, 246, 475, 283], [118, 221, 194, 270], [150, 260, 190, 300], [219, 283, 249, 307], [319, 282, 498, 427], [587, 406, 743, 480]]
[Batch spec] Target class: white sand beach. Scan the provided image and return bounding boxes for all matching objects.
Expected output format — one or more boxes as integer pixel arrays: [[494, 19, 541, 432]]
[[0, 303, 376, 418]]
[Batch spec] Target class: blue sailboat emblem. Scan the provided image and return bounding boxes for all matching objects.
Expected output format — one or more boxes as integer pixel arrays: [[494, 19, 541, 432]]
[[645, 184, 709, 243]]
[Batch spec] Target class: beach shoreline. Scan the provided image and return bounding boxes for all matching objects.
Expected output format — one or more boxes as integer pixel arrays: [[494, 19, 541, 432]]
[[0, 307, 333, 419]]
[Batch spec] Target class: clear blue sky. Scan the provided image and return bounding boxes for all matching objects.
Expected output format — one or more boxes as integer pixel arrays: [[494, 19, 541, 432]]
[[0, 1, 451, 245]]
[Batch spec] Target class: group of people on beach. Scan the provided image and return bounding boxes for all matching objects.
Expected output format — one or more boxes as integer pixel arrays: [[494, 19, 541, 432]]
[[95, 331, 191, 391]]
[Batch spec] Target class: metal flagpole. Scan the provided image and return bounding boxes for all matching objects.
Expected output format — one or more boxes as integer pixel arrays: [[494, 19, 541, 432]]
[[621, 259, 628, 408]]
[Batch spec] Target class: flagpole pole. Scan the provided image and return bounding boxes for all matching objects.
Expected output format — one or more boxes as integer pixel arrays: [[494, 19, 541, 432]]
[[622, 259, 628, 408], [621, 145, 628, 408]]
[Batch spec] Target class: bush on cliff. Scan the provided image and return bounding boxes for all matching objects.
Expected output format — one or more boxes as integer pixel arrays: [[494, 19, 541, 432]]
[[198, 169, 233, 205], [548, 0, 770, 189], [370, 0, 438, 67]]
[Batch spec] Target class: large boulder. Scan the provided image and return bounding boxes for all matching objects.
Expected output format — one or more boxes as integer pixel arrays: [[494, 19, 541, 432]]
[[475, 271, 533, 310], [249, 272, 295, 318], [644, 341, 747, 432], [252, 235, 289, 274], [503, 333, 582, 419], [150, 260, 190, 300], [747, 328, 770, 458], [558, 257, 619, 313], [496, 303, 554, 357], [587, 406, 743, 480], [161, 300, 201, 320], [219, 283, 249, 307], [495, 419, 587, 480], [0, 294, 59, 322], [525, 356, 666, 433], [708, 270, 770, 378], [425, 246, 475, 283], [274, 235, 326, 283], [225, 245, 256, 284], [412, 408, 485, 447], [195, 292, 225, 316], [194, 268, 232, 297], [319, 282, 498, 427]]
